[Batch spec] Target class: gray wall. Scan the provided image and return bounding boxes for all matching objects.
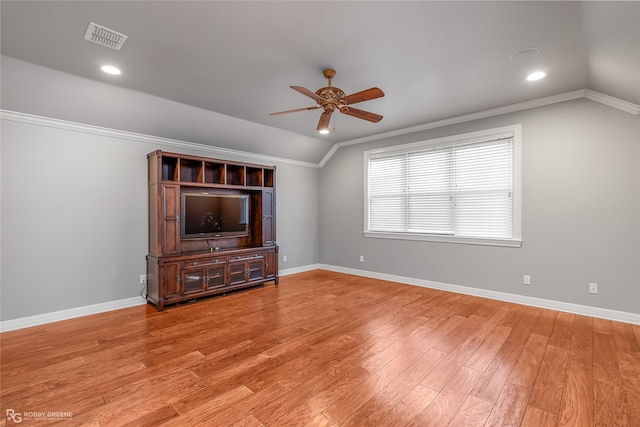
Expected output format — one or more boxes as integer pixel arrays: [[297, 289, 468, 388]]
[[319, 99, 640, 314], [1, 54, 638, 321], [0, 118, 319, 321]]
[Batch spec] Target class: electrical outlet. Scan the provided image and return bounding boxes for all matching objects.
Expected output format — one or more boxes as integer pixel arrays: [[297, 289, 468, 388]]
[[359, 255, 364, 263], [140, 274, 147, 285], [283, 255, 287, 262], [523, 275, 531, 285], [589, 283, 598, 294]]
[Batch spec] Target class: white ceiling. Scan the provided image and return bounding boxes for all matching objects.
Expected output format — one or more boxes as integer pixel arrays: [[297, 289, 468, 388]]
[[1, 1, 639, 164]]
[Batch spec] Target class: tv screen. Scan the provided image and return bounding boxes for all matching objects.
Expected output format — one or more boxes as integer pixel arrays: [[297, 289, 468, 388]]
[[181, 193, 249, 238]]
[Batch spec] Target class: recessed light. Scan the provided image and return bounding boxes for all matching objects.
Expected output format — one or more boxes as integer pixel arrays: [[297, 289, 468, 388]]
[[318, 129, 330, 135], [101, 65, 121, 75], [526, 71, 546, 81]]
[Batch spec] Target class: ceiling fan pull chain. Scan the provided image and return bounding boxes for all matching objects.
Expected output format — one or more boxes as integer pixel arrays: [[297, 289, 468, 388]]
[[332, 110, 337, 133]]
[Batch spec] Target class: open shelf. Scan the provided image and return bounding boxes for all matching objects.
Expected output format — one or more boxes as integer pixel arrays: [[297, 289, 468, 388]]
[[204, 162, 225, 185], [246, 167, 263, 187], [152, 151, 275, 188], [180, 159, 203, 183], [226, 164, 245, 186], [264, 169, 274, 188], [161, 156, 179, 181]]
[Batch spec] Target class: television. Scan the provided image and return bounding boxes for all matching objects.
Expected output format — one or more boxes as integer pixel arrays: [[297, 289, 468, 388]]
[[181, 193, 249, 238]]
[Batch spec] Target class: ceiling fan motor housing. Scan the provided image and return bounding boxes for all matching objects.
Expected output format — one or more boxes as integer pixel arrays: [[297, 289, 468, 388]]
[[315, 87, 346, 110]]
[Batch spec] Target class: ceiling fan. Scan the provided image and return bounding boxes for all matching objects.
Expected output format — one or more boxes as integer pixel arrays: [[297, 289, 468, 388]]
[[270, 69, 384, 134]]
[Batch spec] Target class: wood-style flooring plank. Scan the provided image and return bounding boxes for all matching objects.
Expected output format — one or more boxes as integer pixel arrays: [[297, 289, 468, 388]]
[[548, 311, 576, 349], [617, 351, 640, 421], [465, 324, 512, 372], [470, 306, 540, 404], [557, 315, 594, 427], [377, 384, 439, 427], [483, 383, 530, 427], [520, 406, 557, 427], [447, 394, 494, 427], [612, 321, 640, 354], [410, 365, 482, 427], [527, 344, 569, 415], [1, 270, 636, 426], [340, 348, 447, 426], [321, 349, 424, 424]]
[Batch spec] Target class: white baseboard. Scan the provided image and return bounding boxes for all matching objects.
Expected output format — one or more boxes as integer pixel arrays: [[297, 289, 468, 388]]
[[0, 296, 147, 333], [0, 266, 319, 332], [318, 264, 640, 326], [3, 265, 638, 332], [279, 264, 321, 277]]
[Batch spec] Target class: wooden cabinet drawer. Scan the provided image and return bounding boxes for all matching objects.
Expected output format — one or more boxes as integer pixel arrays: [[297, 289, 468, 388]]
[[228, 252, 264, 263], [181, 256, 225, 269]]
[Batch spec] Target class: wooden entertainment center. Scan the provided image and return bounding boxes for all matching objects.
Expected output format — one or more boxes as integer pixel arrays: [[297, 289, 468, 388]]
[[146, 150, 278, 311]]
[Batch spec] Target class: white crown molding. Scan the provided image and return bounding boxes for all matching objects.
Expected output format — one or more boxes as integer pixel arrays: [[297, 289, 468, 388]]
[[3, 87, 637, 170], [318, 144, 341, 168], [0, 109, 319, 169], [318, 90, 585, 167], [0, 296, 147, 333], [318, 264, 640, 326], [319, 89, 639, 167], [584, 89, 640, 115]]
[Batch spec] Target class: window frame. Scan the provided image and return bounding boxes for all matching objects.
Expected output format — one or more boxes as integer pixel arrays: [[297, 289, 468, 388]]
[[364, 125, 522, 247]]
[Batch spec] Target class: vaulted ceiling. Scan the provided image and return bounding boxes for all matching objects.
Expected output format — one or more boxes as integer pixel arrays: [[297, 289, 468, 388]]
[[1, 1, 639, 164]]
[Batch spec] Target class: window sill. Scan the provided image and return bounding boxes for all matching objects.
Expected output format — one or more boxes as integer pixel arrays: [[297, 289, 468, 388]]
[[364, 231, 523, 248]]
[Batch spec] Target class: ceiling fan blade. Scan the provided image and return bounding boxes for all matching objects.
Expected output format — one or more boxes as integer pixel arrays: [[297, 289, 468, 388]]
[[269, 106, 320, 116], [291, 86, 325, 103], [341, 87, 384, 105], [317, 110, 333, 131], [340, 106, 383, 123]]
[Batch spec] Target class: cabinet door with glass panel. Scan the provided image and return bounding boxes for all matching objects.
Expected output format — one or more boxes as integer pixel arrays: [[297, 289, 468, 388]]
[[228, 253, 265, 285], [180, 256, 227, 294]]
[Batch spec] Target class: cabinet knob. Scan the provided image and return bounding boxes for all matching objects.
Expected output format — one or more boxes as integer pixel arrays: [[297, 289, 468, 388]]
[[177, 276, 181, 282], [191, 261, 197, 266], [265, 262, 269, 268]]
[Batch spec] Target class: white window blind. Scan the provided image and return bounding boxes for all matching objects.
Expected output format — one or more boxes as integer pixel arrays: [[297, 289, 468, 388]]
[[366, 127, 520, 245]]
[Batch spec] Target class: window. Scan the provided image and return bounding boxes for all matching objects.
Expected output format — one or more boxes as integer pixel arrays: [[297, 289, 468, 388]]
[[365, 125, 521, 247]]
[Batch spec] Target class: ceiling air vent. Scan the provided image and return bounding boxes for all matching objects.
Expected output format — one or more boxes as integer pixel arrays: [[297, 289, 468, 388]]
[[84, 22, 128, 51]]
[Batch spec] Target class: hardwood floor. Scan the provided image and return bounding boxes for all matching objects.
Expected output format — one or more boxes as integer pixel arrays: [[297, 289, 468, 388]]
[[1, 270, 639, 426]]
